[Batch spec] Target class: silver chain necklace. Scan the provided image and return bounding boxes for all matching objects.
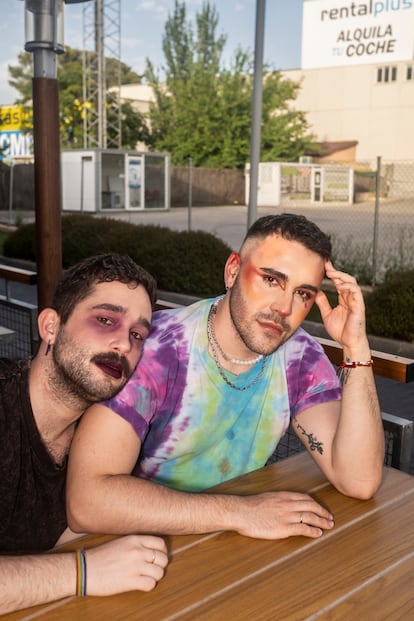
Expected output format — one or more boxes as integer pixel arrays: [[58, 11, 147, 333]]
[[207, 301, 268, 391]]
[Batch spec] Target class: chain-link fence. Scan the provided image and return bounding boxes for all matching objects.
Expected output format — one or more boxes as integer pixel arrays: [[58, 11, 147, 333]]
[[2, 157, 414, 286], [168, 158, 414, 287], [277, 158, 414, 286]]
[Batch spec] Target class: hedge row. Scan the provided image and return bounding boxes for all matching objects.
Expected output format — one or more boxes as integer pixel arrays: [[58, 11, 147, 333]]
[[3, 214, 232, 298], [366, 270, 414, 342]]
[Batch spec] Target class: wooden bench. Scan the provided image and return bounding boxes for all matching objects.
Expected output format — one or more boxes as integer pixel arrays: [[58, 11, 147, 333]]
[[317, 336, 414, 383], [0, 264, 37, 302], [0, 264, 37, 286]]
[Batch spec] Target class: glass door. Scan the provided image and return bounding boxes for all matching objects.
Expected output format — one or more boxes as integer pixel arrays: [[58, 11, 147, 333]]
[[127, 156, 143, 208]]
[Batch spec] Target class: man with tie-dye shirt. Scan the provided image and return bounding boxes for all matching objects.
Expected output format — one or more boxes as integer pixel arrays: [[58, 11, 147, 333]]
[[67, 214, 384, 541]]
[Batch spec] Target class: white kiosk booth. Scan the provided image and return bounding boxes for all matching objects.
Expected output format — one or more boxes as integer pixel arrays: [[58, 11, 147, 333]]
[[61, 149, 170, 212], [245, 161, 354, 206]]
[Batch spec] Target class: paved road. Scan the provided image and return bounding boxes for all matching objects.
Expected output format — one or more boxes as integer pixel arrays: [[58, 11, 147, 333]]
[[96, 200, 414, 251], [8, 198, 414, 251]]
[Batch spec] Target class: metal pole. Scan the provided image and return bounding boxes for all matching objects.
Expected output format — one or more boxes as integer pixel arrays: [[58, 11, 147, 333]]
[[8, 160, 14, 224], [372, 155, 381, 286], [188, 157, 192, 231], [80, 156, 85, 213], [247, 0, 266, 229], [96, 0, 106, 148]]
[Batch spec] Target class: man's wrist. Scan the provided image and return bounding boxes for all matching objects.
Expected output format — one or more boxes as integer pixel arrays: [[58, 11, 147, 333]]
[[342, 342, 371, 362]]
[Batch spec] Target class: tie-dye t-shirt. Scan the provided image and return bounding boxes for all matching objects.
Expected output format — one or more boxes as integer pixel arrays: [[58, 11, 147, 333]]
[[104, 297, 341, 492]]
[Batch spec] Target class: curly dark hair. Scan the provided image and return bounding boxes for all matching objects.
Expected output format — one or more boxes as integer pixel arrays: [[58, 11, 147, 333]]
[[241, 213, 332, 260], [51, 254, 157, 324]]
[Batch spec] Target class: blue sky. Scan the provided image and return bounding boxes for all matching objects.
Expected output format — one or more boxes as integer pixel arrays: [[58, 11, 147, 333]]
[[0, 0, 303, 105]]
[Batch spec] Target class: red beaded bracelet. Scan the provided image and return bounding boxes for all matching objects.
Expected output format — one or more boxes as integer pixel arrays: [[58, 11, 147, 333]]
[[339, 360, 374, 369], [337, 359, 374, 383]]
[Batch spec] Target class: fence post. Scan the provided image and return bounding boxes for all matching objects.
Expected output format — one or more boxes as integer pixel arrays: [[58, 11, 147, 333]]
[[372, 156, 381, 285]]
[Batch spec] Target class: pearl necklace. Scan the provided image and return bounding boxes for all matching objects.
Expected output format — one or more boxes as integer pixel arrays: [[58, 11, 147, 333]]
[[207, 301, 268, 391]]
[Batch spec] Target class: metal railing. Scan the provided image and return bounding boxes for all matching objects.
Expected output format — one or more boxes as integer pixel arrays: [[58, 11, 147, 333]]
[[0, 297, 39, 358], [0, 263, 39, 358]]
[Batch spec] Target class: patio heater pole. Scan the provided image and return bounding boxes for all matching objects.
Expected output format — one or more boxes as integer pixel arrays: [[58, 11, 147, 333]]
[[24, 0, 63, 310]]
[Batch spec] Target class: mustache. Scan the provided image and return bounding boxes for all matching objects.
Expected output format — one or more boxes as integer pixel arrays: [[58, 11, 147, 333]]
[[91, 352, 131, 378], [256, 313, 291, 332]]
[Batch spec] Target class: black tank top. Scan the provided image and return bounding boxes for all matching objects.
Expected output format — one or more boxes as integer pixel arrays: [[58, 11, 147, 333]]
[[0, 359, 67, 553]]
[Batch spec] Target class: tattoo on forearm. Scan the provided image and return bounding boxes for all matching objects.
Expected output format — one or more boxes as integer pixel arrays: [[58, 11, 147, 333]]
[[295, 421, 324, 455], [337, 367, 351, 385]]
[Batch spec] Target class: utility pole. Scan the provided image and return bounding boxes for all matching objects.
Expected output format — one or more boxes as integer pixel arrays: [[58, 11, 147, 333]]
[[82, 0, 121, 148]]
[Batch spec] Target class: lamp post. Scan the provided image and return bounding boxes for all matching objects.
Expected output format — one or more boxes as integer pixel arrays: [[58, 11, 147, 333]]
[[23, 0, 90, 310], [24, 0, 64, 310], [247, 0, 266, 229]]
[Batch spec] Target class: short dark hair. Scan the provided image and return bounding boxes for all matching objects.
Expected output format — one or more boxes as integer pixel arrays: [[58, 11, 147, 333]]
[[241, 213, 332, 260], [51, 254, 157, 324]]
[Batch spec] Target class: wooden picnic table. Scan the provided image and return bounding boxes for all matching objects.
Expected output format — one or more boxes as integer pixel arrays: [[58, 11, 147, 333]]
[[3, 452, 414, 620]]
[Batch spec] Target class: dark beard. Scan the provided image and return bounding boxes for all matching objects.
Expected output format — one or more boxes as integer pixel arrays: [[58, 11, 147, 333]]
[[228, 277, 291, 355], [50, 331, 130, 408]]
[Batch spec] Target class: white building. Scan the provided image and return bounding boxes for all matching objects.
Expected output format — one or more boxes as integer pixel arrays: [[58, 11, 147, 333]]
[[283, 0, 414, 163]]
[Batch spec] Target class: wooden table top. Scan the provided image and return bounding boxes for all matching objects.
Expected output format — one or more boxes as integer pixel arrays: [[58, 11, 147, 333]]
[[4, 453, 414, 621]]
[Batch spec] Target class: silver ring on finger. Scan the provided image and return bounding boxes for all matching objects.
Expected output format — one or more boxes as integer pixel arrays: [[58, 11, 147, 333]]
[[151, 550, 156, 564], [300, 512, 303, 524]]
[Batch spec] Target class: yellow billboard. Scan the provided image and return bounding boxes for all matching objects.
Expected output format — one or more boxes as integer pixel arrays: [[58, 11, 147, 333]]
[[0, 105, 31, 131], [0, 105, 33, 159]]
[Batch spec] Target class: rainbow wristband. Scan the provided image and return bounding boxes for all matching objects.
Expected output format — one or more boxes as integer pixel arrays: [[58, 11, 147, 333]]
[[76, 548, 87, 597]]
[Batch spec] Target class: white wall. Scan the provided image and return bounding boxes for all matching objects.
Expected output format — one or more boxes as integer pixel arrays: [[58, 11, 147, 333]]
[[284, 61, 414, 161], [61, 151, 97, 212]]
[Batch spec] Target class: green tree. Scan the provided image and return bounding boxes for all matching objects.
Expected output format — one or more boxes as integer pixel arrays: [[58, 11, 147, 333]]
[[260, 72, 316, 162], [145, 1, 226, 166], [8, 53, 33, 103], [7, 48, 145, 149], [144, 1, 315, 169]]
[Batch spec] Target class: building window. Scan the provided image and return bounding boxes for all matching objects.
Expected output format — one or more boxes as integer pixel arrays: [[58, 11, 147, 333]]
[[377, 66, 397, 83], [407, 65, 414, 81]]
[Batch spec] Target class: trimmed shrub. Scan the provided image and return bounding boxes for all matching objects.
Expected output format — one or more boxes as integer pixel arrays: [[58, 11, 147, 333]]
[[2, 222, 36, 261], [3, 214, 231, 297], [365, 270, 414, 342]]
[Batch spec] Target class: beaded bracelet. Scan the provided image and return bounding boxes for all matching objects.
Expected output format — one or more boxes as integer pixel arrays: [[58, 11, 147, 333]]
[[337, 359, 373, 384], [76, 548, 87, 597], [338, 359, 374, 369]]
